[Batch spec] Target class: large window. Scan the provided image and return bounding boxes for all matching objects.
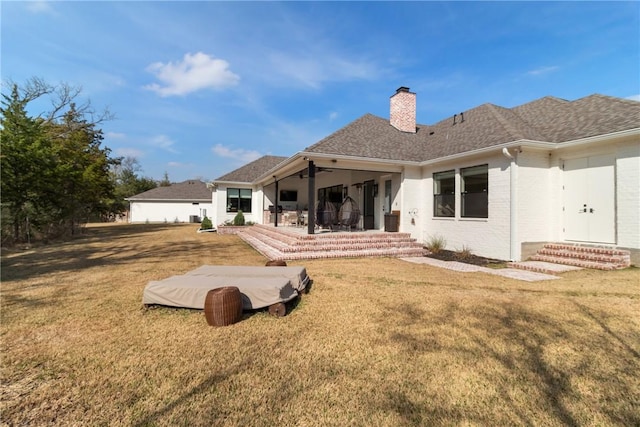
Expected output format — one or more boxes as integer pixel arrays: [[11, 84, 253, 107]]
[[461, 165, 488, 218], [227, 188, 252, 213], [433, 170, 455, 217]]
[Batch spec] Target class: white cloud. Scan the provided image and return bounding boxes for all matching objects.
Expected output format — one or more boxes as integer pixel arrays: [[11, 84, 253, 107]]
[[212, 144, 261, 163], [328, 111, 338, 121], [267, 51, 379, 89], [149, 135, 178, 153], [115, 147, 145, 158], [144, 52, 240, 97], [106, 132, 126, 139], [168, 161, 190, 167], [27, 1, 55, 14], [527, 65, 560, 76], [626, 94, 640, 102]]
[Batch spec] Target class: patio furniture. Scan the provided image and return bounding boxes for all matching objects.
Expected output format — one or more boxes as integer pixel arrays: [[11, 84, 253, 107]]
[[204, 287, 242, 326], [338, 196, 360, 231], [316, 200, 337, 229], [265, 260, 287, 266], [142, 266, 310, 317]]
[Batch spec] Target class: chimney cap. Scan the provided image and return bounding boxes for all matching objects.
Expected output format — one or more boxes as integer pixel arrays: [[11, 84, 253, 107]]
[[395, 86, 411, 94]]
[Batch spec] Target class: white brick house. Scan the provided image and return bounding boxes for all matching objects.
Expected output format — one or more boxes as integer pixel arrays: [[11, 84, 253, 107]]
[[210, 88, 640, 263], [127, 180, 214, 224]]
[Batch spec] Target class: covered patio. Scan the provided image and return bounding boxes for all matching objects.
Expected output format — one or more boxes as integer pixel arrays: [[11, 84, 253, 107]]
[[260, 157, 405, 235]]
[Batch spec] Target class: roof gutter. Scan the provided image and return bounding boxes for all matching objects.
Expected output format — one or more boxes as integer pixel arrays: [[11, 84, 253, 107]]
[[253, 151, 418, 185], [418, 127, 640, 167], [125, 198, 212, 202]]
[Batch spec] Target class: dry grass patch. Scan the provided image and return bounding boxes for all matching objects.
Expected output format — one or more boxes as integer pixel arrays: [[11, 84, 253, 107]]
[[2, 223, 639, 426]]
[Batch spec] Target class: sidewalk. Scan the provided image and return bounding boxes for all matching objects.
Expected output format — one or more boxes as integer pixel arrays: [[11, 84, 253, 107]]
[[401, 257, 563, 282]]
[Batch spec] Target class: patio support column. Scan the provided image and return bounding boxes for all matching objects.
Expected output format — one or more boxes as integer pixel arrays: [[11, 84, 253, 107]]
[[274, 176, 279, 227], [307, 160, 315, 234]]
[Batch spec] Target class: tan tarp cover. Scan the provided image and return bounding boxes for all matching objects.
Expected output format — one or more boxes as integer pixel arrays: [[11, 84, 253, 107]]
[[142, 266, 309, 310]]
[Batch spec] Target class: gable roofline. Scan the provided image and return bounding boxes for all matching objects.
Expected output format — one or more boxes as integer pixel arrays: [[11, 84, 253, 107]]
[[125, 179, 212, 201], [212, 155, 288, 184], [125, 197, 212, 202]]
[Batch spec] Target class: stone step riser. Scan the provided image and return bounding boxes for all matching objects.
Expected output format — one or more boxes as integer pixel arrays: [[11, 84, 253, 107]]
[[536, 249, 629, 265], [249, 230, 417, 245], [508, 243, 632, 273], [246, 233, 418, 247], [245, 228, 418, 246], [240, 236, 426, 261], [245, 235, 422, 253], [279, 243, 424, 253], [529, 255, 622, 271], [543, 244, 629, 257], [507, 264, 557, 275], [239, 227, 426, 261]]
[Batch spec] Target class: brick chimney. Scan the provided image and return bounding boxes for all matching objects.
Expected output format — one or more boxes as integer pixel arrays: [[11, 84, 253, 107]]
[[390, 87, 416, 133]]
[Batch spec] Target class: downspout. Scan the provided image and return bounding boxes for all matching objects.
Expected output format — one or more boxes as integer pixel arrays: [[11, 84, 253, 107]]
[[502, 148, 519, 261]]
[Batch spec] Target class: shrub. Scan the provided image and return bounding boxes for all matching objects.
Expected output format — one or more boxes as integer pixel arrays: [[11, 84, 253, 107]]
[[201, 216, 213, 230], [456, 245, 474, 261], [425, 234, 446, 254], [233, 210, 245, 226]]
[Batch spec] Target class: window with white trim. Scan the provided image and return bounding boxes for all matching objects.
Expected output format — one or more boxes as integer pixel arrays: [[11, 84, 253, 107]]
[[433, 170, 455, 217], [461, 164, 488, 218], [227, 188, 252, 213]]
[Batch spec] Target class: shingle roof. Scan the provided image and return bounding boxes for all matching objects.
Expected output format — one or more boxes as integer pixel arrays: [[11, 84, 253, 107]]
[[215, 155, 288, 183], [305, 94, 640, 162], [127, 180, 212, 201]]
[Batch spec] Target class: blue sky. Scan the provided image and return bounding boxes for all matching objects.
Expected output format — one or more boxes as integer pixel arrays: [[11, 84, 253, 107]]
[[2, 1, 639, 183]]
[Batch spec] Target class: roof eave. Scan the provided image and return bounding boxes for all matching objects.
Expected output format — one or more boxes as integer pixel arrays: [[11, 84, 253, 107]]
[[125, 198, 212, 202], [418, 128, 640, 166]]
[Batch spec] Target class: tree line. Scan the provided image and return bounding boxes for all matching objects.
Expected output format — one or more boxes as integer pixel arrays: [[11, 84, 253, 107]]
[[1, 78, 166, 245]]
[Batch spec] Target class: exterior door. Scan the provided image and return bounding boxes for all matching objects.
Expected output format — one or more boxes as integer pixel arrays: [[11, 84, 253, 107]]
[[363, 180, 375, 229], [563, 154, 615, 243]]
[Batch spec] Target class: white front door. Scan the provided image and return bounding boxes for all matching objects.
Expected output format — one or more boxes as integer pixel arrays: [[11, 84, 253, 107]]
[[563, 154, 615, 243]]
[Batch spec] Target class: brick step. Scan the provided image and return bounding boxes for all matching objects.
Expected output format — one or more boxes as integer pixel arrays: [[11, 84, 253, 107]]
[[529, 254, 623, 271], [281, 241, 423, 253], [536, 248, 629, 266], [245, 228, 417, 247], [243, 226, 299, 245], [542, 243, 630, 257], [240, 230, 291, 252], [243, 231, 421, 253], [507, 261, 583, 275], [290, 236, 418, 247], [280, 247, 427, 261], [253, 224, 415, 241], [238, 227, 426, 261]]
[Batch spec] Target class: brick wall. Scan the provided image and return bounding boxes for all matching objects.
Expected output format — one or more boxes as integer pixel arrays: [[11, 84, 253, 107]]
[[390, 89, 416, 133]]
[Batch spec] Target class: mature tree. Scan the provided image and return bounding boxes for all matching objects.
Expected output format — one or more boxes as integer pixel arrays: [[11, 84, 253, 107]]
[[0, 86, 48, 242], [1, 79, 116, 244]]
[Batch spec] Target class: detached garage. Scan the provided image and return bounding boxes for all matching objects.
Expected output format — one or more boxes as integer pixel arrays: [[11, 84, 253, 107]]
[[127, 180, 213, 223]]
